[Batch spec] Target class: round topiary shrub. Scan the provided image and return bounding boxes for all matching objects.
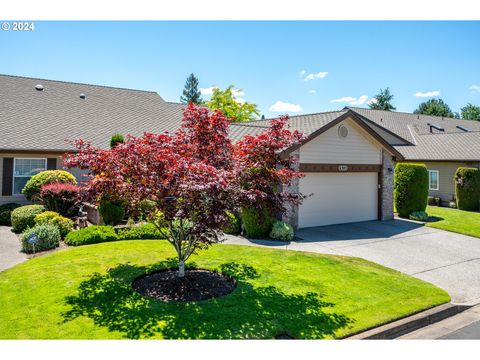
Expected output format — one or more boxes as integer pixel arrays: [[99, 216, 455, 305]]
[[21, 223, 60, 253], [110, 133, 124, 148], [22, 170, 77, 201], [455, 167, 480, 211], [222, 211, 241, 235], [34, 211, 74, 238], [98, 202, 125, 226], [241, 206, 273, 239], [65, 225, 118, 246], [11, 205, 46, 233], [0, 203, 21, 226], [269, 221, 294, 242], [39, 182, 80, 216], [394, 163, 429, 218]]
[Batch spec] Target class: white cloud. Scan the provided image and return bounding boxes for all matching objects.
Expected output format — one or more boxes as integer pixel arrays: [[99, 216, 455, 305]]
[[331, 95, 369, 105], [469, 84, 480, 93], [304, 71, 328, 81], [308, 90, 316, 94], [299, 70, 306, 78], [367, 98, 378, 105], [269, 101, 303, 113], [413, 90, 440, 98], [200, 86, 217, 96], [232, 89, 245, 98]]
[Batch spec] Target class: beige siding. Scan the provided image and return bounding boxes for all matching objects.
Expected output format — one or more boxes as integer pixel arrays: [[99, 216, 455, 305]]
[[0, 153, 63, 205], [417, 161, 480, 203], [299, 118, 382, 164]]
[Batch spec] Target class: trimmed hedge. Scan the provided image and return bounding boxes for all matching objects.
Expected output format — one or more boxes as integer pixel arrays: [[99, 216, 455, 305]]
[[394, 163, 429, 218], [222, 211, 241, 235], [241, 206, 273, 239], [65, 225, 118, 246], [11, 205, 46, 233], [117, 223, 166, 240], [98, 202, 125, 226], [39, 182, 79, 216], [269, 221, 294, 242], [22, 170, 77, 201], [34, 211, 73, 238], [455, 167, 480, 211], [0, 203, 21, 226], [21, 224, 60, 253]]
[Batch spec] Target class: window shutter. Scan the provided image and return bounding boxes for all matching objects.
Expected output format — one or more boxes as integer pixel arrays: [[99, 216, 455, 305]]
[[2, 158, 13, 196], [47, 158, 57, 170]]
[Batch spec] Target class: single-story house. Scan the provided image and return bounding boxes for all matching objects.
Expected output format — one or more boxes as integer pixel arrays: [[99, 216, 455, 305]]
[[1, 74, 479, 228]]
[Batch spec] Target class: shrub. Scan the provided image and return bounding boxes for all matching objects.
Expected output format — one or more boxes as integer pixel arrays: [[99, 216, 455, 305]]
[[455, 167, 480, 211], [222, 211, 241, 235], [110, 133, 124, 148], [21, 223, 60, 253], [117, 223, 166, 240], [136, 199, 157, 220], [39, 182, 79, 216], [22, 170, 77, 201], [11, 205, 46, 233], [241, 206, 273, 238], [449, 201, 457, 209], [409, 211, 429, 222], [34, 211, 74, 238], [65, 225, 118, 246], [269, 221, 294, 242], [98, 202, 125, 226], [0, 203, 21, 226], [394, 163, 429, 218], [428, 196, 441, 206]]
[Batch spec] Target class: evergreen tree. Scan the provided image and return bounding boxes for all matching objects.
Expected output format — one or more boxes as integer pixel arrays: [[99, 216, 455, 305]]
[[369, 87, 396, 111], [414, 99, 454, 118], [180, 73, 203, 104]]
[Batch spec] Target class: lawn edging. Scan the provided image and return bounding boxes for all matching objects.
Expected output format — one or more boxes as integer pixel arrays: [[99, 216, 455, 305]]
[[345, 303, 471, 339]]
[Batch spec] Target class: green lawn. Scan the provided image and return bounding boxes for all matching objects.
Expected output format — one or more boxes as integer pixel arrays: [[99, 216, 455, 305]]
[[426, 206, 480, 238], [0, 240, 449, 339]]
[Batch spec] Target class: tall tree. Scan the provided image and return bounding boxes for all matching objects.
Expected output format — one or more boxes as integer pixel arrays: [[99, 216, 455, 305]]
[[369, 87, 396, 111], [460, 103, 480, 121], [414, 98, 455, 118], [205, 85, 260, 122], [180, 73, 203, 104]]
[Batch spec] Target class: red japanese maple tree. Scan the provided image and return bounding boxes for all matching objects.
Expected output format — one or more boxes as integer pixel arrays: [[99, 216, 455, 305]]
[[64, 103, 304, 277]]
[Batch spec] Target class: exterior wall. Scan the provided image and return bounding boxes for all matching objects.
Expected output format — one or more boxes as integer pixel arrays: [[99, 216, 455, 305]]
[[299, 118, 382, 165], [281, 150, 300, 228], [420, 161, 480, 204], [0, 153, 63, 205], [381, 150, 395, 220]]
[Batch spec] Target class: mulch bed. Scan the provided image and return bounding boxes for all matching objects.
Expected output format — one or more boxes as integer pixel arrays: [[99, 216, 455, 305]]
[[132, 269, 236, 302]]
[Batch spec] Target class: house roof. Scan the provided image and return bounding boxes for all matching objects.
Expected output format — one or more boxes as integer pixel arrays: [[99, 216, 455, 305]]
[[1, 74, 479, 162]]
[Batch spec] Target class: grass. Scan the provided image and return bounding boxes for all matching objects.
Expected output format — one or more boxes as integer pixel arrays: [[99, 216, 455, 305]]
[[0, 240, 449, 339], [426, 205, 480, 238]]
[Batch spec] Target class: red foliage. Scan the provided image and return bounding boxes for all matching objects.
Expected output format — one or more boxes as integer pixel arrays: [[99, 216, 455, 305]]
[[39, 182, 80, 216], [63, 103, 304, 248]]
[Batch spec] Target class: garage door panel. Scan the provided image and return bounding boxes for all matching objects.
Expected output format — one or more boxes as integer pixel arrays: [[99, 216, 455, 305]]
[[299, 172, 378, 228]]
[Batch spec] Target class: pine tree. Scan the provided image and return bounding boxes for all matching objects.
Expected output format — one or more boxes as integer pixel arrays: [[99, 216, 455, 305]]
[[180, 73, 203, 104], [369, 88, 396, 111]]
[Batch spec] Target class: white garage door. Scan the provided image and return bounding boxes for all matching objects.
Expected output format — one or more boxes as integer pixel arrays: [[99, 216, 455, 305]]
[[298, 172, 378, 228]]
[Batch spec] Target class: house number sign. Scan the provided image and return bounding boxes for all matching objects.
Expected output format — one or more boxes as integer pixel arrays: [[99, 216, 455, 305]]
[[338, 165, 348, 172]]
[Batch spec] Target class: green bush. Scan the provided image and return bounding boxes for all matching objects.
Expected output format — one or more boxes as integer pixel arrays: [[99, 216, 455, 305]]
[[409, 211, 429, 222], [21, 224, 60, 253], [241, 206, 273, 239], [269, 221, 294, 242], [0, 203, 21, 226], [11, 205, 46, 233], [110, 133, 124, 148], [22, 170, 77, 201], [428, 196, 441, 206], [455, 167, 480, 211], [34, 211, 73, 238], [394, 163, 429, 218], [65, 225, 118, 246], [117, 223, 166, 240], [222, 211, 241, 235], [137, 199, 157, 220], [99, 202, 125, 226]]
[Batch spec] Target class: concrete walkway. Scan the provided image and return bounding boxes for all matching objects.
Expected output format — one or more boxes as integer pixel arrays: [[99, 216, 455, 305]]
[[0, 226, 27, 272], [400, 304, 480, 339], [224, 219, 480, 305]]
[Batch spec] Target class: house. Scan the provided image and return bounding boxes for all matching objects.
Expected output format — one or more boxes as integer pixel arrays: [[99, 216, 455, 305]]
[[1, 74, 479, 229]]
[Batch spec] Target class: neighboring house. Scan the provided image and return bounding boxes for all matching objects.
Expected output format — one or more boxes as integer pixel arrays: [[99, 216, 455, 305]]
[[1, 75, 479, 229]]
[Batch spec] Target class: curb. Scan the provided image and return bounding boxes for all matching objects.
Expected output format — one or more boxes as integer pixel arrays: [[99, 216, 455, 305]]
[[345, 303, 471, 339]]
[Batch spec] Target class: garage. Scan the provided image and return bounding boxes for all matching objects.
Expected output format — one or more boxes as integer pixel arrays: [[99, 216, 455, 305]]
[[298, 172, 379, 228]]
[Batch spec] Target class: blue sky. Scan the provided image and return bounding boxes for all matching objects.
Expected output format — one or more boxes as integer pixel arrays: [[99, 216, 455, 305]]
[[1, 21, 479, 117]]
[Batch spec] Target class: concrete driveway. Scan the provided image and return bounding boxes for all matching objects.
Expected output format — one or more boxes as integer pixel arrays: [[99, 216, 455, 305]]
[[0, 226, 27, 272], [224, 219, 480, 305]]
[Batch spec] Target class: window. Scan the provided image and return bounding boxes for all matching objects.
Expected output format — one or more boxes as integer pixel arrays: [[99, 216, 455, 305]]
[[428, 170, 439, 191], [13, 158, 47, 195]]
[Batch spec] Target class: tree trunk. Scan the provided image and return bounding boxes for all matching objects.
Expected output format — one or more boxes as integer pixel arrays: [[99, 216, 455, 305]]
[[178, 260, 185, 278]]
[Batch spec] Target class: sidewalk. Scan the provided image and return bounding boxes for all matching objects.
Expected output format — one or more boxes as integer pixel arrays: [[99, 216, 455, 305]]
[[0, 226, 27, 272], [399, 304, 480, 339]]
